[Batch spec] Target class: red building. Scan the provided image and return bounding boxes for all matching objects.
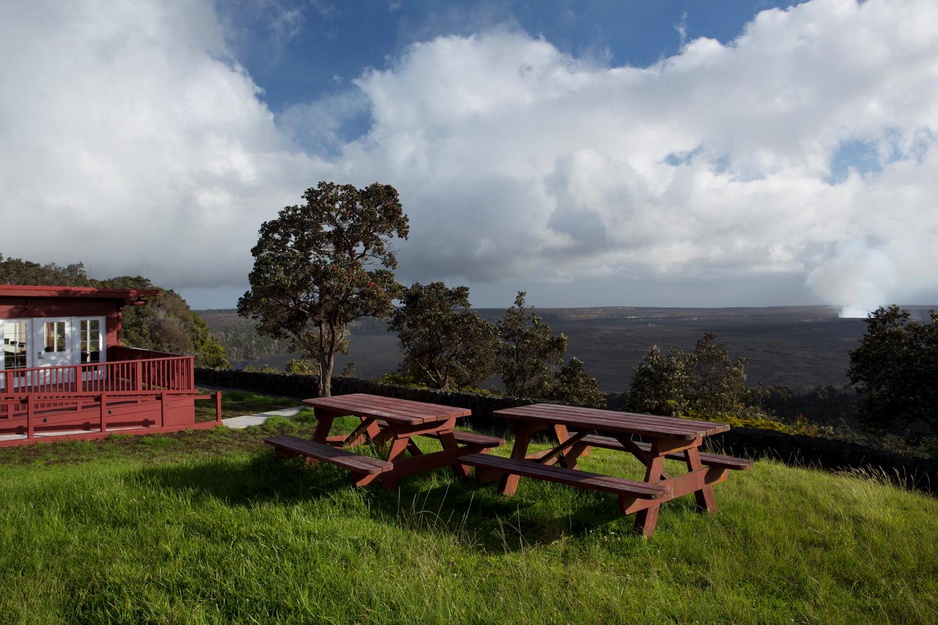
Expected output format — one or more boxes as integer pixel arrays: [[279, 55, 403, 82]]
[[0, 285, 221, 446]]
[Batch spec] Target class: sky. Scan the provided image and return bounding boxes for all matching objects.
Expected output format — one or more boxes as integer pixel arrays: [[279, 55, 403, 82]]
[[1, 0, 936, 316]]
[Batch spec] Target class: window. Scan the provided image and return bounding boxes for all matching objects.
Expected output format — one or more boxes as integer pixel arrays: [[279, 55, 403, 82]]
[[3, 321, 28, 370], [43, 321, 67, 353], [79, 319, 102, 363]]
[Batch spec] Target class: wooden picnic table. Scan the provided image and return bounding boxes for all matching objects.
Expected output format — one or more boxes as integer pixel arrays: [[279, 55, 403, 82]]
[[265, 393, 503, 488], [463, 403, 753, 536]]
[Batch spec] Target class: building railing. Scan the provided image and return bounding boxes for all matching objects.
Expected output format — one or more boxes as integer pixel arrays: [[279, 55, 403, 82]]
[[0, 350, 219, 444], [1, 349, 195, 395]]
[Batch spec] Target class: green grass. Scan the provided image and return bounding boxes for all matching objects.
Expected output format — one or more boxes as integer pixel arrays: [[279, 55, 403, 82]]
[[195, 388, 302, 420], [0, 421, 936, 624]]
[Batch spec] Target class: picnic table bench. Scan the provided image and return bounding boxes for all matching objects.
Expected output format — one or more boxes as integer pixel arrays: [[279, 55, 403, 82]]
[[265, 435, 394, 481], [473, 403, 753, 536], [572, 434, 755, 471], [463, 453, 670, 500], [265, 393, 503, 488]]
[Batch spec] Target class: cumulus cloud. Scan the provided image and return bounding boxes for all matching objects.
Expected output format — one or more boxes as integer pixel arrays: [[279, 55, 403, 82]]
[[336, 0, 938, 314], [1, 0, 936, 315], [0, 0, 315, 291]]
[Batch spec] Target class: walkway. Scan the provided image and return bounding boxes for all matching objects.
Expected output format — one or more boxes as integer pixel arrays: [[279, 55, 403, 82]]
[[221, 406, 303, 429]]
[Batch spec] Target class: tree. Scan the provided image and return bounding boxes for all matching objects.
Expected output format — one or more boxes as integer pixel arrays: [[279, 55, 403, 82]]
[[495, 292, 567, 398], [388, 282, 496, 390], [627, 344, 693, 416], [544, 357, 606, 408], [628, 333, 749, 419], [848, 305, 938, 437], [238, 181, 409, 396], [0, 253, 89, 286]]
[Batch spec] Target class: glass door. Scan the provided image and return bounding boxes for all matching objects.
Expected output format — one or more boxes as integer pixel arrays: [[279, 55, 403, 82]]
[[33, 318, 73, 387], [77, 317, 106, 386], [1, 320, 29, 390], [78, 318, 104, 364]]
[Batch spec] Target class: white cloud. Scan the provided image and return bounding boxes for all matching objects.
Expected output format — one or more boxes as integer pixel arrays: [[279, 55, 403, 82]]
[[1, 0, 936, 315], [0, 0, 315, 291], [335, 0, 938, 314]]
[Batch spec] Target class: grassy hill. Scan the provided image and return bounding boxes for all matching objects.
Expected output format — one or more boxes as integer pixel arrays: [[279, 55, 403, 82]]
[[1, 419, 936, 623], [200, 306, 882, 391]]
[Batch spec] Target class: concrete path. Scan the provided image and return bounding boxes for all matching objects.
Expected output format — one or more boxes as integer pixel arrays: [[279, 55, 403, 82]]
[[221, 406, 303, 429]]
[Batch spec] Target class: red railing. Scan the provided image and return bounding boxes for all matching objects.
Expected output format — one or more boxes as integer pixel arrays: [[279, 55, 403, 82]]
[[1, 350, 195, 396], [0, 349, 220, 445]]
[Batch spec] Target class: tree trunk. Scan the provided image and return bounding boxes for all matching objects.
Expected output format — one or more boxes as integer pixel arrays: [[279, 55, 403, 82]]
[[316, 320, 332, 397], [319, 357, 333, 397], [315, 318, 344, 397]]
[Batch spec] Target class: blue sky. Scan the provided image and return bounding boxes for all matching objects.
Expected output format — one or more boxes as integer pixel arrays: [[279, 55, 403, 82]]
[[1, 0, 936, 315], [226, 1, 804, 113]]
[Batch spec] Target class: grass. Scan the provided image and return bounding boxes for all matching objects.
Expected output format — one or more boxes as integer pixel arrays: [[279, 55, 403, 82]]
[[194, 388, 302, 420], [1, 418, 936, 624]]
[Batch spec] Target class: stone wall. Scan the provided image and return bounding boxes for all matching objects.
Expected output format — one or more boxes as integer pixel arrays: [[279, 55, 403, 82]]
[[196, 368, 937, 494]]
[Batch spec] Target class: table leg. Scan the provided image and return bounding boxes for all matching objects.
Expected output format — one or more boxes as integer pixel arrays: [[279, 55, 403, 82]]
[[312, 411, 336, 444], [553, 424, 574, 468], [498, 423, 533, 496], [685, 447, 717, 512], [385, 436, 411, 462], [438, 430, 472, 479], [634, 454, 666, 537]]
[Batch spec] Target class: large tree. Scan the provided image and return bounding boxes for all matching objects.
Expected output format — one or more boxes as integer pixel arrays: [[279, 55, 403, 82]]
[[495, 292, 567, 398], [238, 181, 409, 396], [388, 282, 495, 390], [848, 305, 938, 438]]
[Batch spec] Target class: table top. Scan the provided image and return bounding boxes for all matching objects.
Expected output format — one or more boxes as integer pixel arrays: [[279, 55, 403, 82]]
[[303, 393, 472, 426], [493, 403, 729, 440]]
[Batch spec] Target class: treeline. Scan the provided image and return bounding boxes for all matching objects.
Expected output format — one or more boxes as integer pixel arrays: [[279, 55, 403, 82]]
[[194, 310, 294, 363], [0, 254, 229, 368]]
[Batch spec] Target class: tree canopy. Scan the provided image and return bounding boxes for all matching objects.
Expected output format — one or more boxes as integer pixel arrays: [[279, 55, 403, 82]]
[[495, 292, 567, 398], [544, 357, 606, 408], [388, 282, 495, 391], [848, 305, 938, 438], [627, 333, 749, 419], [237, 181, 409, 396], [0, 253, 90, 286]]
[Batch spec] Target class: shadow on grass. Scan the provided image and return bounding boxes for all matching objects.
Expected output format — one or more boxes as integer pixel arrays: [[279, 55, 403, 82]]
[[132, 450, 639, 552]]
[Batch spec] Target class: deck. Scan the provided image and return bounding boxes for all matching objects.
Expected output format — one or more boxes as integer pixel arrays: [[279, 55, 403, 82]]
[[0, 347, 221, 447]]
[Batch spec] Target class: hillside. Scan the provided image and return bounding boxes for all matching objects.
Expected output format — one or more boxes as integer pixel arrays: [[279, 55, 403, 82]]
[[197, 305, 933, 391]]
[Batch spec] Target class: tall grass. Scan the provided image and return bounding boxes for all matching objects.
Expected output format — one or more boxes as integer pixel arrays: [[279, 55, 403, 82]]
[[0, 426, 936, 624]]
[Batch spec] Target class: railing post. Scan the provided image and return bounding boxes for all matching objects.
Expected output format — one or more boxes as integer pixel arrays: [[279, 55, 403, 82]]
[[100, 393, 107, 433], [27, 395, 34, 440], [215, 391, 223, 424], [135, 361, 143, 392]]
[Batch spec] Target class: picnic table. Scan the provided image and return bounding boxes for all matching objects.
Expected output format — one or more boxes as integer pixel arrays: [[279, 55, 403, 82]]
[[462, 403, 753, 536], [265, 393, 503, 488]]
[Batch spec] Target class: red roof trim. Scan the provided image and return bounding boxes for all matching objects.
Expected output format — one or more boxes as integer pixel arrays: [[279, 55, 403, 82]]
[[0, 284, 162, 303]]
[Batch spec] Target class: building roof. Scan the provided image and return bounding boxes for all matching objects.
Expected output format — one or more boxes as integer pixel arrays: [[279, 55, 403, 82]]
[[0, 284, 162, 306]]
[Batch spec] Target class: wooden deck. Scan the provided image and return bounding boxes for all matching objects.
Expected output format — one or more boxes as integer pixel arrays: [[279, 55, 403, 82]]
[[0, 351, 221, 447]]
